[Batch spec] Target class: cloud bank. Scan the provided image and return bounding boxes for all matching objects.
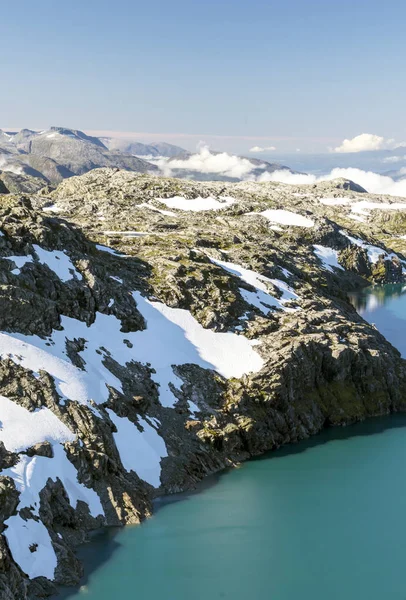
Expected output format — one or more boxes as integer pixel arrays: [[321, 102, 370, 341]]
[[249, 146, 276, 153], [333, 133, 405, 153], [0, 155, 23, 176], [158, 146, 265, 179], [260, 167, 406, 198], [152, 146, 406, 198]]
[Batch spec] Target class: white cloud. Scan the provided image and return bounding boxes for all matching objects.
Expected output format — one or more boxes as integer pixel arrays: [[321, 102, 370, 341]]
[[158, 146, 264, 179], [0, 154, 23, 175], [333, 133, 406, 154], [249, 146, 276, 153], [259, 167, 406, 198], [258, 171, 317, 185]]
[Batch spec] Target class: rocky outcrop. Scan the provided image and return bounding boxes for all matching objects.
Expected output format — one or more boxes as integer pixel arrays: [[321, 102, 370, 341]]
[[0, 171, 406, 597]]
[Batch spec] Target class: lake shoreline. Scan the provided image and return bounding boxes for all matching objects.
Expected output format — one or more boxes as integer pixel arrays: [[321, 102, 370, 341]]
[[55, 283, 406, 599]]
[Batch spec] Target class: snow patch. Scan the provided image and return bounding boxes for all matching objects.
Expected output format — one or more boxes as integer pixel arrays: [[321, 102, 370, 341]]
[[157, 196, 235, 212], [32, 245, 82, 282], [351, 200, 406, 215], [107, 411, 167, 488], [3, 246, 81, 281], [313, 245, 344, 272], [340, 231, 401, 264], [42, 205, 62, 213], [3, 445, 103, 580], [210, 257, 299, 314], [0, 396, 74, 453], [4, 517, 56, 580], [319, 197, 351, 206], [96, 244, 127, 257], [250, 209, 315, 228]]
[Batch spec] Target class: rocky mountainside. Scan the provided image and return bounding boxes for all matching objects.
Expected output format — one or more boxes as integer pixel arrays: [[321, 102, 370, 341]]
[[1, 170, 406, 597], [0, 128, 157, 190]]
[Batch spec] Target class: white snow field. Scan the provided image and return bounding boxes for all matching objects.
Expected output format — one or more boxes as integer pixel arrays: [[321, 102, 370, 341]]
[[4, 517, 57, 580], [0, 291, 264, 410], [157, 196, 235, 212]]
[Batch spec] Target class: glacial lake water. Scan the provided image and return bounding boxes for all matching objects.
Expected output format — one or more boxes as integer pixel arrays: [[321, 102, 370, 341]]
[[62, 284, 406, 600]]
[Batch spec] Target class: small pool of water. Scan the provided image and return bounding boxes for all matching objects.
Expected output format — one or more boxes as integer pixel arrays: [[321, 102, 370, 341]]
[[349, 283, 406, 357]]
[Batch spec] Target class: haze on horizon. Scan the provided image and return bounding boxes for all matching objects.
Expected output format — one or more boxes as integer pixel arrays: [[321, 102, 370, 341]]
[[2, 0, 406, 154]]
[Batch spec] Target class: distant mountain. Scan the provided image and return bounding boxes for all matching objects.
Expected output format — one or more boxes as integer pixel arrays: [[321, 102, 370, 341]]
[[0, 127, 158, 189], [102, 138, 186, 158], [26, 128, 155, 177], [0, 130, 14, 144], [0, 127, 297, 191]]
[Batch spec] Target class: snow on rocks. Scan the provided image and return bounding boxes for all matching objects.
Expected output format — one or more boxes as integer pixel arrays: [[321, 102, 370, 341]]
[[339, 231, 401, 264], [210, 257, 299, 314], [95, 244, 127, 256], [313, 245, 344, 273], [351, 200, 406, 215], [4, 254, 33, 275], [0, 396, 75, 452], [4, 517, 57, 580], [0, 293, 264, 410], [106, 411, 167, 488], [130, 292, 264, 406], [349, 214, 367, 223], [250, 209, 315, 228], [156, 196, 235, 212], [32, 245, 82, 282], [3, 446, 103, 520], [3, 245, 82, 281], [1, 427, 103, 580], [42, 204, 62, 213]]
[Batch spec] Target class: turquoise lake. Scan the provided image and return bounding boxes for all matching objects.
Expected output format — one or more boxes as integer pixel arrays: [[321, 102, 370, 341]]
[[62, 284, 406, 600]]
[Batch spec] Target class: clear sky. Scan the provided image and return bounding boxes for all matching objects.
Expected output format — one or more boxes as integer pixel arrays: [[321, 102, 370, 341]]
[[2, 0, 405, 153]]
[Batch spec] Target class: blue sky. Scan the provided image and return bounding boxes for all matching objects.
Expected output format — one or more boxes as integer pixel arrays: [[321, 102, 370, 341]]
[[2, 0, 406, 153]]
